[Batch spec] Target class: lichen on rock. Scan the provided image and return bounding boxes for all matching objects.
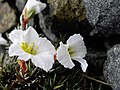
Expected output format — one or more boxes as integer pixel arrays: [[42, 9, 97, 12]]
[[48, 0, 86, 22]]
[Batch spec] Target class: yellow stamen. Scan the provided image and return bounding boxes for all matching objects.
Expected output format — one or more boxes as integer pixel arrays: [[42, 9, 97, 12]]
[[21, 42, 38, 55], [68, 48, 76, 57]]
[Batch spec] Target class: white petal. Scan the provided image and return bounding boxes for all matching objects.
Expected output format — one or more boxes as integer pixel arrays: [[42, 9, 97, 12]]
[[25, 0, 46, 14], [9, 43, 25, 56], [57, 42, 75, 69], [18, 53, 31, 61], [0, 33, 8, 45], [31, 52, 54, 72], [37, 37, 56, 55], [23, 26, 39, 44], [9, 29, 23, 43], [72, 56, 88, 72], [67, 34, 87, 58]]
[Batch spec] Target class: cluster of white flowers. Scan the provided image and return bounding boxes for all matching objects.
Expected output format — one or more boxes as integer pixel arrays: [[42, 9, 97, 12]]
[[8, 0, 88, 72]]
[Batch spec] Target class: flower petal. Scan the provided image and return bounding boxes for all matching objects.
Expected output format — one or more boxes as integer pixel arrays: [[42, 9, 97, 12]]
[[31, 52, 54, 72], [25, 0, 46, 14], [57, 42, 75, 69], [37, 37, 56, 55], [9, 43, 25, 56], [9, 29, 23, 43], [23, 26, 39, 44], [0, 33, 8, 45], [18, 53, 31, 61], [72, 56, 88, 72], [67, 34, 87, 58]]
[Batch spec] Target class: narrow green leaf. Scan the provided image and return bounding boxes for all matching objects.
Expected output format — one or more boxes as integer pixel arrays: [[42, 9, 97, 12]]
[[53, 84, 64, 90]]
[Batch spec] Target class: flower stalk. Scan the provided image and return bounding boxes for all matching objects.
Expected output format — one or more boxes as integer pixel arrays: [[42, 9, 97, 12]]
[[18, 60, 27, 74]]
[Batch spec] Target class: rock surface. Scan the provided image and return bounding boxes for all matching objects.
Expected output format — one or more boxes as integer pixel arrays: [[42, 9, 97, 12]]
[[0, 2, 16, 33], [0, 45, 6, 55], [15, 0, 26, 12], [83, 0, 120, 37], [38, 0, 92, 44], [39, 14, 58, 43], [104, 44, 120, 90], [48, 0, 86, 22]]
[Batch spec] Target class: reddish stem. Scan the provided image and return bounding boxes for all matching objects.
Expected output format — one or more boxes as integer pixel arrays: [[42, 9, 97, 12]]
[[18, 60, 27, 73], [54, 53, 57, 62], [23, 18, 29, 29]]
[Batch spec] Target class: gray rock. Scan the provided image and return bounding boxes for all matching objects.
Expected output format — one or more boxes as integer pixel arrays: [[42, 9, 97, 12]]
[[0, 2, 16, 33], [15, 0, 26, 12], [83, 0, 120, 37], [0, 45, 6, 55], [39, 14, 59, 43], [48, 0, 86, 22], [104, 44, 120, 90]]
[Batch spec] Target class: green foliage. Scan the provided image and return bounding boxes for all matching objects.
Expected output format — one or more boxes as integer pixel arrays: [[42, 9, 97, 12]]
[[0, 54, 110, 90], [0, 54, 18, 90]]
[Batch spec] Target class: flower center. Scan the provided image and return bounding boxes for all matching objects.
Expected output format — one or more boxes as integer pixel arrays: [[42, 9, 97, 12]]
[[68, 48, 76, 57], [21, 42, 38, 55]]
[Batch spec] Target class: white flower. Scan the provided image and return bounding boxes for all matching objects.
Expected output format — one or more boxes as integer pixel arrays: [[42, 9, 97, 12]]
[[23, 0, 46, 19], [20, 0, 46, 29], [9, 26, 56, 72], [57, 34, 88, 72], [0, 33, 7, 46]]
